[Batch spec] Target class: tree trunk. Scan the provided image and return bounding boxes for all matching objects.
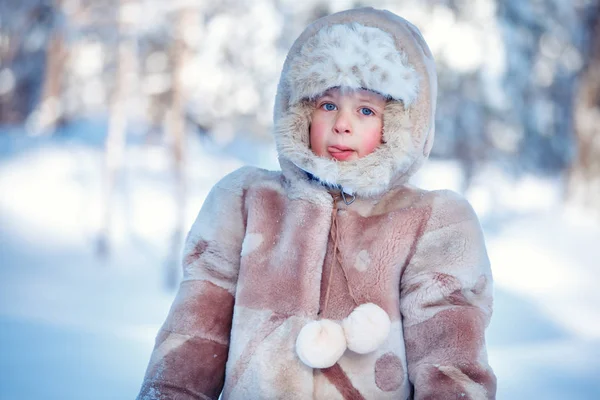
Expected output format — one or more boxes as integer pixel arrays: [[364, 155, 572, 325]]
[[164, 8, 195, 289], [97, 0, 137, 258], [36, 29, 67, 134], [568, 11, 600, 219], [31, 0, 68, 133]]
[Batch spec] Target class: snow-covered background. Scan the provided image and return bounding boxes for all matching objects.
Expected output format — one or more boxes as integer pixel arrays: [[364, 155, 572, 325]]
[[2, 0, 600, 399], [1, 124, 599, 399]]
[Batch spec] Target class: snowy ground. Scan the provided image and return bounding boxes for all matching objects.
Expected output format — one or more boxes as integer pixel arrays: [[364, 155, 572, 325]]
[[1, 123, 599, 399]]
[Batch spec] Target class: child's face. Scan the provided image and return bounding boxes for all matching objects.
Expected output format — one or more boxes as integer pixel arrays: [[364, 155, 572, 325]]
[[310, 88, 386, 162]]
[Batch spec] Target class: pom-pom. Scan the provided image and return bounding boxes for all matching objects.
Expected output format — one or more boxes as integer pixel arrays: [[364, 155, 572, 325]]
[[296, 319, 347, 368], [342, 303, 391, 354]]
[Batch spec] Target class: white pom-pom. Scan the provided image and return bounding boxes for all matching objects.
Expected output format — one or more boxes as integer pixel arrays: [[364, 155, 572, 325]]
[[296, 320, 347, 368], [342, 303, 391, 354]]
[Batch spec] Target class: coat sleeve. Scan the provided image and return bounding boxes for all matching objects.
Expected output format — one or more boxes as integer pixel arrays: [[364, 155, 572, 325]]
[[400, 190, 496, 400], [138, 168, 250, 400]]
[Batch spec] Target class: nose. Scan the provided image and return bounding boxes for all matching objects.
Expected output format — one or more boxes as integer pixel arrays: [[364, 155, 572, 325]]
[[333, 110, 352, 135]]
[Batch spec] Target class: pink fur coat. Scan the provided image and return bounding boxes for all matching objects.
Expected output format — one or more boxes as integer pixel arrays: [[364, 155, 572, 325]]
[[138, 7, 496, 400]]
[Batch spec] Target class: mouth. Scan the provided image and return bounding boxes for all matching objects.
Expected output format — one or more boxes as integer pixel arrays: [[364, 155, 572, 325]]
[[328, 145, 356, 161]]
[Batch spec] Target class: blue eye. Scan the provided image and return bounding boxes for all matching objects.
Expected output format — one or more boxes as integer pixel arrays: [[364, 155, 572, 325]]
[[360, 108, 374, 116], [322, 103, 336, 111]]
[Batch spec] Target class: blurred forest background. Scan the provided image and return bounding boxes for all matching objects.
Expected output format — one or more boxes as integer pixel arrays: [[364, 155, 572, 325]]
[[3, 0, 600, 255], [1, 0, 600, 399]]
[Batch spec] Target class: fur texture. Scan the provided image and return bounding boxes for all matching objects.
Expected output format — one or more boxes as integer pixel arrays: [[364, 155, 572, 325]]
[[295, 303, 392, 369], [275, 99, 418, 196], [138, 170, 496, 399], [296, 319, 347, 368], [138, 7, 495, 400], [286, 23, 420, 105], [342, 303, 391, 354], [274, 8, 437, 197]]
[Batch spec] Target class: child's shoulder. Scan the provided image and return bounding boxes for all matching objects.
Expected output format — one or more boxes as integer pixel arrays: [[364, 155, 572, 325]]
[[212, 166, 283, 194], [398, 185, 478, 223], [422, 191, 483, 236]]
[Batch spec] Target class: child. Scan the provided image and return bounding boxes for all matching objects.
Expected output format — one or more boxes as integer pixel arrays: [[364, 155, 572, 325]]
[[138, 7, 496, 400]]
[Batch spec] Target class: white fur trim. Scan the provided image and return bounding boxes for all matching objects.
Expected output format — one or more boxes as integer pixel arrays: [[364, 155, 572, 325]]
[[296, 320, 347, 368], [342, 303, 391, 354], [287, 23, 419, 105], [275, 100, 420, 196], [273, 10, 437, 197]]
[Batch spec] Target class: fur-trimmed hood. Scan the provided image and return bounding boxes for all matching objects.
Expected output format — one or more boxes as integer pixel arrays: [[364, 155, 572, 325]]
[[138, 8, 496, 400], [273, 7, 437, 197]]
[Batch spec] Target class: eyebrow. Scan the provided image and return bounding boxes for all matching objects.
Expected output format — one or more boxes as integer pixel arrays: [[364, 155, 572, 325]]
[[357, 96, 377, 103], [315, 95, 335, 104], [357, 97, 385, 107]]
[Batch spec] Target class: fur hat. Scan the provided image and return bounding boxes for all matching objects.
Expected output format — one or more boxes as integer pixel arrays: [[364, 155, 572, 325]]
[[273, 7, 438, 197]]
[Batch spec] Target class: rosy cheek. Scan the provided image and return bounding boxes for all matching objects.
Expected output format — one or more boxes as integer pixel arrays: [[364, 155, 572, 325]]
[[309, 117, 329, 157], [360, 129, 383, 156]]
